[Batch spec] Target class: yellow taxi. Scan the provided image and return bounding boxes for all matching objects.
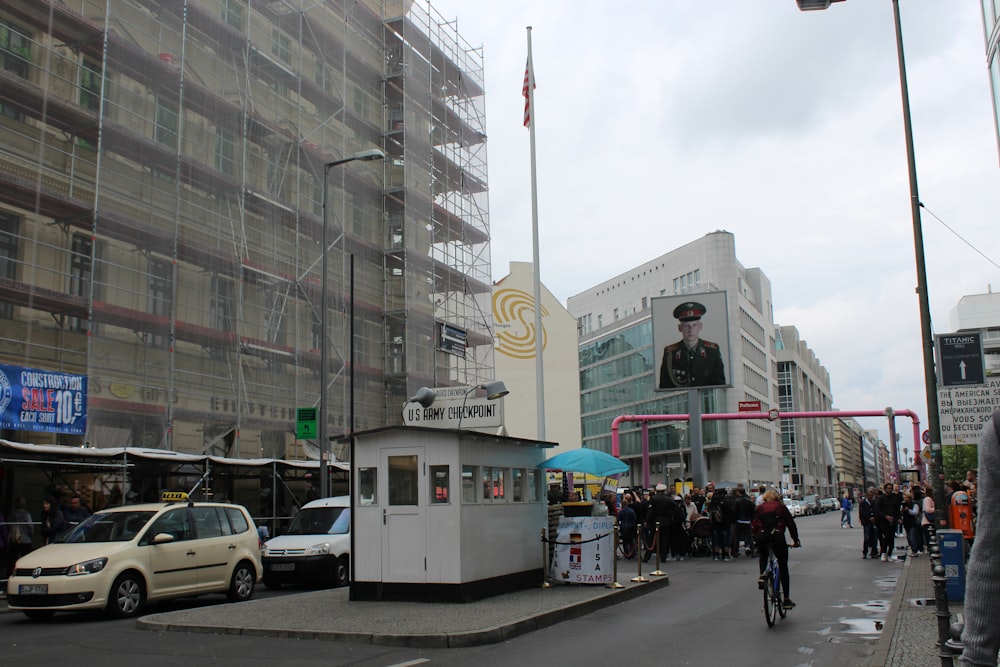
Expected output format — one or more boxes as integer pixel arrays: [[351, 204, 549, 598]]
[[6, 492, 261, 619]]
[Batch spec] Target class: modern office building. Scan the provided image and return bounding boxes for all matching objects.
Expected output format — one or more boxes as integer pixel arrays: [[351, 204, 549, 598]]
[[983, 2, 1000, 162], [0, 1, 493, 458], [568, 231, 787, 491], [775, 324, 836, 496]]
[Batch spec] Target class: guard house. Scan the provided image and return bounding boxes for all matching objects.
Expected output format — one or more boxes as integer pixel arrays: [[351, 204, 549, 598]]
[[350, 426, 554, 602]]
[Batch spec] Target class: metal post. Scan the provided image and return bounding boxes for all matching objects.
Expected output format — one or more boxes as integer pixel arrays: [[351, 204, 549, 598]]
[[650, 522, 666, 577], [608, 520, 625, 589], [931, 563, 954, 666]]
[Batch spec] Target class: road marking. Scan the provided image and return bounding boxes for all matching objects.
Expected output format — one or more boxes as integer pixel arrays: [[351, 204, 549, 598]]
[[385, 661, 430, 667]]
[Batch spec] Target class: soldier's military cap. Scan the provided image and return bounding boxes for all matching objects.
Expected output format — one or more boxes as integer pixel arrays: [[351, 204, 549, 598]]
[[672, 301, 706, 322]]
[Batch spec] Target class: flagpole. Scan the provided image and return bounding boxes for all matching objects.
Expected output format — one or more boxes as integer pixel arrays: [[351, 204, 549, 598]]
[[526, 26, 545, 441]]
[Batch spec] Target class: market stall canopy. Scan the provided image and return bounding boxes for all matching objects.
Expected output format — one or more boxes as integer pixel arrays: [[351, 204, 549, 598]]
[[538, 448, 628, 478]]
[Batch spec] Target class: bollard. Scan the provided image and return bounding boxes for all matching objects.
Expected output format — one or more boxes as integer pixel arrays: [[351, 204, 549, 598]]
[[931, 564, 954, 667], [649, 522, 667, 577], [541, 528, 552, 588], [944, 621, 964, 659], [631, 524, 649, 582], [607, 524, 625, 589]]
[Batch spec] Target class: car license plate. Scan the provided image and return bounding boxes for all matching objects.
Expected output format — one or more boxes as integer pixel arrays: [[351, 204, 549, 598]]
[[269, 563, 294, 572], [19, 584, 48, 595]]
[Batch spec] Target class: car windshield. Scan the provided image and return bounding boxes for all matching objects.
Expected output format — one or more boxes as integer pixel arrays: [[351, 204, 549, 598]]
[[54, 510, 156, 544], [285, 507, 349, 535]]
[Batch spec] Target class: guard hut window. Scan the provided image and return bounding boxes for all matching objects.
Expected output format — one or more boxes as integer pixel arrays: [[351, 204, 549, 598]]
[[430, 465, 450, 504], [358, 467, 377, 506], [388, 455, 418, 506], [462, 465, 478, 504], [512, 468, 524, 502]]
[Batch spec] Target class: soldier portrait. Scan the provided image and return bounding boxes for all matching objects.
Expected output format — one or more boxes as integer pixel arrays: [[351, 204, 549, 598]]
[[653, 294, 730, 390]]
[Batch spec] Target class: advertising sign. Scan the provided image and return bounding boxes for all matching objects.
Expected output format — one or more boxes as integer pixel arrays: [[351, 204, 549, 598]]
[[549, 516, 615, 584], [0, 364, 87, 435], [935, 332, 985, 388], [651, 292, 732, 391]]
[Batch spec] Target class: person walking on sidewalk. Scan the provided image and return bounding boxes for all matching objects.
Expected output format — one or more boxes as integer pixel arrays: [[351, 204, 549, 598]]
[[859, 487, 878, 559], [959, 408, 1000, 667], [875, 483, 901, 561], [840, 493, 853, 528]]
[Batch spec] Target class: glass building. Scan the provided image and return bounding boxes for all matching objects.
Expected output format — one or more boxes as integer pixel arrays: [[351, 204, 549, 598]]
[[0, 0, 493, 458]]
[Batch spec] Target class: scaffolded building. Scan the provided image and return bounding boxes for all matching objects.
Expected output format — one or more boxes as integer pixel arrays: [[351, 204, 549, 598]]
[[0, 0, 493, 458]]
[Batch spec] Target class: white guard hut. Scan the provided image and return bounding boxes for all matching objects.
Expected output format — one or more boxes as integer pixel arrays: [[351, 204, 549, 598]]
[[350, 425, 554, 602]]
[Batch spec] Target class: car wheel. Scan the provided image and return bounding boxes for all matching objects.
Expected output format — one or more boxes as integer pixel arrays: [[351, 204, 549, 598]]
[[23, 610, 55, 620], [334, 555, 349, 587], [227, 560, 256, 602], [262, 574, 282, 590], [107, 572, 145, 618]]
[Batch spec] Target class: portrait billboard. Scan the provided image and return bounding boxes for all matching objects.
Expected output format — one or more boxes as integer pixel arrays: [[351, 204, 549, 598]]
[[651, 292, 732, 391]]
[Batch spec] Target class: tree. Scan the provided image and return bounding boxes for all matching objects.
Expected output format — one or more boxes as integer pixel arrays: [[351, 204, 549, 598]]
[[942, 444, 978, 483]]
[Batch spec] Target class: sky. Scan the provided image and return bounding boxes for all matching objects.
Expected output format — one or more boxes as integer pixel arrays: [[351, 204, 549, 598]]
[[427, 0, 1000, 454]]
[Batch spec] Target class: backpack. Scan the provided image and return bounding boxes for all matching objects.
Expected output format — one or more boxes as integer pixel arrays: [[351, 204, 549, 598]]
[[758, 510, 780, 536], [710, 498, 724, 524]]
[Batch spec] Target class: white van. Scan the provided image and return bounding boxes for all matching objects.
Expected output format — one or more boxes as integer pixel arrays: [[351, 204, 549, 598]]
[[261, 496, 350, 589]]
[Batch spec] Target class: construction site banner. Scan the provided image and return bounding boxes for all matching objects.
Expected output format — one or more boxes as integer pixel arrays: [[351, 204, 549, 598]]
[[0, 364, 87, 435]]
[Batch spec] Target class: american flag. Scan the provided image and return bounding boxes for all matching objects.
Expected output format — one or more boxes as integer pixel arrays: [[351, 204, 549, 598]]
[[522, 56, 535, 128]]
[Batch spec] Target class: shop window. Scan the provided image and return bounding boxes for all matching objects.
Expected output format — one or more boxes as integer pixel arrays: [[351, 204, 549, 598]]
[[430, 465, 449, 504]]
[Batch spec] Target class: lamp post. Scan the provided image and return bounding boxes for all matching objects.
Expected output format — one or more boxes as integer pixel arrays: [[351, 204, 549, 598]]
[[458, 380, 510, 430], [795, 0, 945, 524], [319, 148, 384, 499]]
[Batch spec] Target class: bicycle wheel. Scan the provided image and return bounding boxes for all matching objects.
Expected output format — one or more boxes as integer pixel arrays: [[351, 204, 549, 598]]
[[763, 571, 777, 627], [776, 571, 787, 619]]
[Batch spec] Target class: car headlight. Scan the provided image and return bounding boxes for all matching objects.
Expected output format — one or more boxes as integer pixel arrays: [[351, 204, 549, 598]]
[[66, 557, 108, 576], [306, 542, 331, 556]]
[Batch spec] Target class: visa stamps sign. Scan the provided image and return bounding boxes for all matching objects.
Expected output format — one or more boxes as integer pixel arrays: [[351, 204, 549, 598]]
[[0, 364, 87, 435], [938, 378, 1000, 445], [549, 516, 615, 585]]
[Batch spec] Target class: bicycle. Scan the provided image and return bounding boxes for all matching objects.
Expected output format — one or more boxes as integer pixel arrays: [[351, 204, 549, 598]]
[[760, 542, 800, 627], [761, 548, 786, 627]]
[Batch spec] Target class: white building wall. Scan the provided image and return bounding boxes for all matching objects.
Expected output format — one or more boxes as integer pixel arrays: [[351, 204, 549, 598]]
[[492, 262, 582, 455]]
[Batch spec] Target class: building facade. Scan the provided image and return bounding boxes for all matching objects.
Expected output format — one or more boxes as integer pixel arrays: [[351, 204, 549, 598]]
[[983, 2, 1000, 162], [568, 231, 785, 491], [0, 0, 493, 457], [775, 325, 835, 497]]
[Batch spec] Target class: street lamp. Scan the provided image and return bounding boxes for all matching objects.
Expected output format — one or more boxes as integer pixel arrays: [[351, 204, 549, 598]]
[[458, 380, 510, 430], [318, 148, 385, 499], [794, 0, 945, 524]]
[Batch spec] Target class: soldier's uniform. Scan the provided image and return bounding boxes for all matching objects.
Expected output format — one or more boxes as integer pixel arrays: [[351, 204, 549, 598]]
[[658, 301, 726, 388]]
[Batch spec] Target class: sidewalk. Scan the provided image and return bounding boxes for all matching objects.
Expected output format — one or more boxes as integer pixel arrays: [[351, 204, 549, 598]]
[[871, 549, 964, 667]]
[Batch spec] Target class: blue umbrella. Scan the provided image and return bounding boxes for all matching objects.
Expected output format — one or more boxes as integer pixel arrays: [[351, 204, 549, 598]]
[[538, 448, 628, 477]]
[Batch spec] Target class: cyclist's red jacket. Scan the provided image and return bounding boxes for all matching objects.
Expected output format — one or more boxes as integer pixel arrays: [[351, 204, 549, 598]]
[[752, 499, 800, 544]]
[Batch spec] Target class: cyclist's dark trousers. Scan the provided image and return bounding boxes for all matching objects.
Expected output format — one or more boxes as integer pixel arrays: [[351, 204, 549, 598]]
[[757, 538, 790, 599], [877, 517, 895, 557]]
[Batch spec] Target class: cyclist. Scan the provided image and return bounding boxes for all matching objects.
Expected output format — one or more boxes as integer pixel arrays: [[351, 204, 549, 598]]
[[752, 489, 801, 609]]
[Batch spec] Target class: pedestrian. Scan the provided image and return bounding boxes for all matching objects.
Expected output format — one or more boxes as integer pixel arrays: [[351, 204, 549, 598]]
[[40, 496, 67, 544], [840, 493, 853, 528], [7, 497, 33, 574], [731, 484, 755, 557], [617, 493, 638, 559], [901, 491, 922, 557], [859, 486, 878, 559], [64, 495, 91, 526], [708, 487, 735, 561], [958, 409, 1000, 667], [921, 485, 936, 548], [644, 483, 677, 562], [875, 483, 901, 561]]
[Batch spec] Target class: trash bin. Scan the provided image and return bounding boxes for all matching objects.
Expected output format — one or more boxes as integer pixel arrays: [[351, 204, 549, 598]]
[[937, 528, 967, 602], [949, 491, 974, 539]]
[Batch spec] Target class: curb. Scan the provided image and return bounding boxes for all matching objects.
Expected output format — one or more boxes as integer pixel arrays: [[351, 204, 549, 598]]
[[868, 553, 911, 667], [136, 574, 670, 648]]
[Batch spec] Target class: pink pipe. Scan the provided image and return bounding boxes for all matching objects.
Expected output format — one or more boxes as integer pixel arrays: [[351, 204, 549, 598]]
[[611, 408, 922, 474]]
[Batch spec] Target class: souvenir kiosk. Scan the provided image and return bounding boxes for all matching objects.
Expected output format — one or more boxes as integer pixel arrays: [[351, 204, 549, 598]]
[[350, 425, 554, 602]]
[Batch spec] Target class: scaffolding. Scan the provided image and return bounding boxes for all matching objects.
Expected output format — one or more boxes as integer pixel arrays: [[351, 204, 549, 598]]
[[0, 0, 494, 458]]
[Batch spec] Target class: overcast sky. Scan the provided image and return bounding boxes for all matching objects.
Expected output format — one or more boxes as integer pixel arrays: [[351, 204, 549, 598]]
[[429, 0, 1000, 454]]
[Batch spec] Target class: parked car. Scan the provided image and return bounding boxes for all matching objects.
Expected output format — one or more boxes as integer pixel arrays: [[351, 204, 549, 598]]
[[801, 494, 822, 515], [783, 498, 805, 517], [261, 496, 351, 589], [823, 497, 839, 512], [6, 492, 261, 620]]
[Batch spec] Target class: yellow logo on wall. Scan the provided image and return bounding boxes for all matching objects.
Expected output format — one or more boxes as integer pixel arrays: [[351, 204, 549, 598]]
[[493, 288, 548, 359]]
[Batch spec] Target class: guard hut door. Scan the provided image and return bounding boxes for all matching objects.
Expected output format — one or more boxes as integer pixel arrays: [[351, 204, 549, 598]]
[[381, 447, 427, 583]]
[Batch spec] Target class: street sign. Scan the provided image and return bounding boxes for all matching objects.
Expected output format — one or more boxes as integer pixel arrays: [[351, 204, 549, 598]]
[[921, 448, 932, 462], [738, 400, 761, 412], [938, 379, 1000, 445], [296, 407, 317, 439], [935, 332, 985, 388], [921, 429, 930, 445]]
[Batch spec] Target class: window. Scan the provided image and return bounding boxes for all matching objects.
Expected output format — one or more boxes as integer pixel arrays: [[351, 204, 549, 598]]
[[222, 0, 243, 29], [155, 97, 178, 148], [79, 59, 101, 111], [144, 509, 191, 543], [388, 455, 418, 506], [481, 466, 506, 502], [527, 469, 540, 503], [0, 212, 18, 319], [512, 469, 524, 502], [461, 465, 477, 503], [210, 273, 234, 332], [430, 465, 449, 504], [148, 258, 172, 347], [224, 507, 250, 533], [190, 506, 223, 538], [358, 467, 377, 506], [272, 28, 291, 63], [0, 21, 30, 119], [69, 233, 92, 332], [215, 127, 236, 176]]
